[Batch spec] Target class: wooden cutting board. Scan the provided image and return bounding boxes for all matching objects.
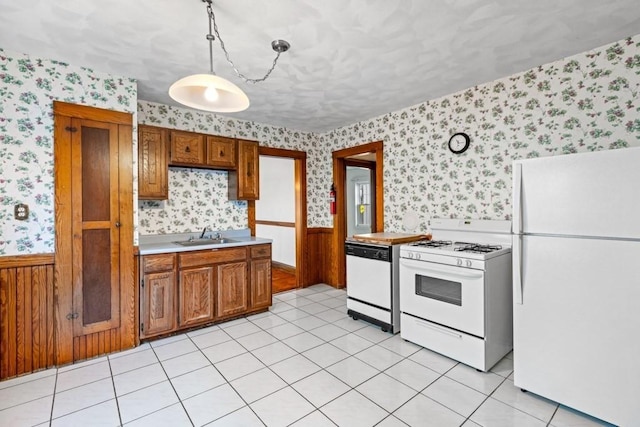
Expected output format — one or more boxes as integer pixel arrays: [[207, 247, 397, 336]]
[[350, 232, 429, 245]]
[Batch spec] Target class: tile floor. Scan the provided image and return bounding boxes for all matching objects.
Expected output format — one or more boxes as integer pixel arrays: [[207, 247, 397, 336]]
[[0, 284, 615, 427]]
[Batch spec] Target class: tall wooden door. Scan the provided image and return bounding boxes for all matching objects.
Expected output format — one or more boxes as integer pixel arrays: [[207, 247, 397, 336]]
[[54, 102, 134, 365]]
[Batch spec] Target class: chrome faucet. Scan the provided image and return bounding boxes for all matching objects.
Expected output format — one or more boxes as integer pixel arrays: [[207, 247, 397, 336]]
[[199, 227, 209, 239]]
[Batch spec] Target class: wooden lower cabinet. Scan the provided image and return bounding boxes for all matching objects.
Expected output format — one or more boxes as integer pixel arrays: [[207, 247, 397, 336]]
[[216, 262, 248, 318], [140, 244, 271, 340], [140, 254, 176, 339], [250, 258, 271, 309], [141, 271, 176, 337], [179, 267, 214, 327]]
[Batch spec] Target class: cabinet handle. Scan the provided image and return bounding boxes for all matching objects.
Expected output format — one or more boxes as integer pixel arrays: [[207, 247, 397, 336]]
[[185, 146, 191, 153], [66, 312, 79, 320]]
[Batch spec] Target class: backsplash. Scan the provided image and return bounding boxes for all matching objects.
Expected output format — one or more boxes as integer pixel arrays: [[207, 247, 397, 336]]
[[320, 35, 640, 232], [138, 168, 247, 234], [0, 47, 138, 255]]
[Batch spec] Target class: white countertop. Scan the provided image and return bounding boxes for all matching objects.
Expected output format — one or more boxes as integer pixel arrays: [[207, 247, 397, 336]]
[[138, 229, 272, 255]]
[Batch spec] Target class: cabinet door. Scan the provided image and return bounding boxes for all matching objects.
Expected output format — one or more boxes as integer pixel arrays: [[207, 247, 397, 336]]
[[169, 130, 205, 165], [138, 126, 168, 200], [54, 103, 134, 365], [228, 139, 259, 200], [179, 267, 215, 327], [250, 258, 272, 309], [216, 262, 248, 318], [206, 136, 237, 169], [70, 119, 122, 338], [141, 271, 175, 337]]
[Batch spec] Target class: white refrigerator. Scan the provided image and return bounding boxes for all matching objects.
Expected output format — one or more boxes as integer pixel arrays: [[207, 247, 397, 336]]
[[512, 147, 640, 426]]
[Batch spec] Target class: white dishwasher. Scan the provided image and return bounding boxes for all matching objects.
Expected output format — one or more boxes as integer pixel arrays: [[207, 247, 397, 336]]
[[345, 241, 400, 333]]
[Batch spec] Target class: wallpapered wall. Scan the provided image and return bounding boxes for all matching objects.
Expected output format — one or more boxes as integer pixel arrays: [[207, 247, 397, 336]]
[[2, 35, 639, 254], [0, 47, 138, 255], [320, 35, 640, 232], [137, 101, 319, 235]]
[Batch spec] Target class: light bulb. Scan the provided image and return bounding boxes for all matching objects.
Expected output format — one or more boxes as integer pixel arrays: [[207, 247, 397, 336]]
[[204, 85, 219, 102]]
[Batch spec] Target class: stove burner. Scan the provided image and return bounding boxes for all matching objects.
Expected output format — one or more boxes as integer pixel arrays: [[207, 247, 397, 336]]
[[411, 240, 452, 248], [454, 244, 503, 254]]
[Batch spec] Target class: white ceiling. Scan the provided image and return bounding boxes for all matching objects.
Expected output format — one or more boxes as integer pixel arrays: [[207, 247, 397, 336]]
[[1, 0, 639, 133]]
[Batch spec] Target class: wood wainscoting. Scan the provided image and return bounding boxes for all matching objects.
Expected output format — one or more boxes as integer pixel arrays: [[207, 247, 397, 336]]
[[0, 254, 55, 380], [306, 228, 337, 287]]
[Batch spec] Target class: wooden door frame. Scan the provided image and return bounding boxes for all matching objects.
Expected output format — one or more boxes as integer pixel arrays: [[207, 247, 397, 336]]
[[247, 146, 308, 288], [332, 141, 384, 287], [53, 101, 134, 365]]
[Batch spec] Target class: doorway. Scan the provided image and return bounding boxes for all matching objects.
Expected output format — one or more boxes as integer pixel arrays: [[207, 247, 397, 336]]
[[332, 141, 384, 287], [247, 146, 307, 291], [345, 158, 376, 238]]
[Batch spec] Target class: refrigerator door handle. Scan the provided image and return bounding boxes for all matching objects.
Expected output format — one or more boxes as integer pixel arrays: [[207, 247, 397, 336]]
[[513, 163, 523, 233], [513, 234, 523, 305]]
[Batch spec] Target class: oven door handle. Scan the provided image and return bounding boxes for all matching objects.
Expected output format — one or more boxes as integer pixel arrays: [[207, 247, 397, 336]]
[[400, 258, 484, 279]]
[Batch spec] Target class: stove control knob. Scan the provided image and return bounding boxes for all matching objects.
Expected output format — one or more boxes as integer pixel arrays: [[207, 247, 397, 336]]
[[408, 252, 414, 259], [415, 253, 421, 260], [456, 259, 463, 266], [466, 260, 472, 267]]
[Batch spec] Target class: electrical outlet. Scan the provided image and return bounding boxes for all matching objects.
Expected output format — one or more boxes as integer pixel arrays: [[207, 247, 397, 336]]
[[14, 203, 29, 220]]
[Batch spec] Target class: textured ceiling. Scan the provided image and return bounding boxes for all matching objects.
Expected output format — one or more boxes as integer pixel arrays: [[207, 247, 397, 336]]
[[1, 0, 640, 132]]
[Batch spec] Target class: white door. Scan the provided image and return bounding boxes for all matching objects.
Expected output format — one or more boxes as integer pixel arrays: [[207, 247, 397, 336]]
[[514, 235, 640, 426]]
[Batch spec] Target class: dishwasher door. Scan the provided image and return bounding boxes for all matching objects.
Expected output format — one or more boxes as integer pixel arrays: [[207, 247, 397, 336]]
[[345, 243, 392, 309]]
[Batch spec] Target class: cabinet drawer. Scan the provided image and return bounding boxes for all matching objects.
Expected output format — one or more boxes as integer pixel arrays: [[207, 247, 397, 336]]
[[250, 244, 271, 259], [170, 131, 205, 165], [206, 136, 237, 169], [180, 247, 247, 268], [143, 253, 176, 273]]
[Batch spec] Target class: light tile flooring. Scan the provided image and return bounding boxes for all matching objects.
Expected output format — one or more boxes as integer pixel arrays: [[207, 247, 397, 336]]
[[0, 284, 614, 427]]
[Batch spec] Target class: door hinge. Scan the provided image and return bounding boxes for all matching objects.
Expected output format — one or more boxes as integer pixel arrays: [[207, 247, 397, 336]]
[[141, 279, 144, 288], [65, 126, 78, 133], [141, 323, 144, 332]]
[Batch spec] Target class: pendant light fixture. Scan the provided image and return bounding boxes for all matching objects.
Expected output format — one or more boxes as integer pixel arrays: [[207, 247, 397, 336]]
[[169, 0, 290, 113]]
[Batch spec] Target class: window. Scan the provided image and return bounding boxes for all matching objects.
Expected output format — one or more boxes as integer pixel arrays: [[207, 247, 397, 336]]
[[354, 181, 371, 227]]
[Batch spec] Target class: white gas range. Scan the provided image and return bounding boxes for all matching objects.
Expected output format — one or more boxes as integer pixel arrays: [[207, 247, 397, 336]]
[[399, 218, 513, 372]]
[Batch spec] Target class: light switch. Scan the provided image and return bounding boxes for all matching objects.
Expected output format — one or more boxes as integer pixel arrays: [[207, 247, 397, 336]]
[[14, 203, 29, 220]]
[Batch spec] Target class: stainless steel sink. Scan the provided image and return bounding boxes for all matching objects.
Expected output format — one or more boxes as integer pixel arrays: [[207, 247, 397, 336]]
[[173, 238, 238, 246]]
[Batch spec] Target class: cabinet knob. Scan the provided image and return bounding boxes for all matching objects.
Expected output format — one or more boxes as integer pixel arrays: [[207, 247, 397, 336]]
[[115, 222, 121, 228], [185, 146, 191, 153], [66, 313, 79, 320], [220, 150, 224, 157]]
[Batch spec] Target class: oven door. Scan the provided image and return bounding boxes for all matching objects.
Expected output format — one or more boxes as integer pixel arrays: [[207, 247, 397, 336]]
[[399, 258, 485, 337]]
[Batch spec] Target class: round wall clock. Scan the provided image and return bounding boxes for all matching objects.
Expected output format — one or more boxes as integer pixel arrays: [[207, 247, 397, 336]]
[[448, 132, 470, 154]]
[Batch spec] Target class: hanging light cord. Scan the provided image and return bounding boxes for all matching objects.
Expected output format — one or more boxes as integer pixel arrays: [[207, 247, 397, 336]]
[[205, 0, 287, 84]]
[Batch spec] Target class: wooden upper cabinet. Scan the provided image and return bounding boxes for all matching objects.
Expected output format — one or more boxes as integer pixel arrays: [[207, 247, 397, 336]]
[[138, 125, 168, 200], [169, 130, 205, 166], [229, 139, 259, 200], [207, 136, 237, 169]]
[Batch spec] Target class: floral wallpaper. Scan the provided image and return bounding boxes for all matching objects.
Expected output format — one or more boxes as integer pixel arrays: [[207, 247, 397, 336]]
[[137, 101, 320, 235], [0, 47, 138, 255], [2, 34, 639, 254], [321, 35, 640, 232]]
